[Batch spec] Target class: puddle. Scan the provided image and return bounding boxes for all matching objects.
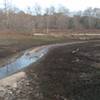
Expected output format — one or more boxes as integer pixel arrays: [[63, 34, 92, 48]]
[[0, 47, 49, 79]]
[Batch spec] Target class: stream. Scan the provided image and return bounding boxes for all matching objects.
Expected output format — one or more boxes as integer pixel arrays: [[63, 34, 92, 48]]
[[0, 46, 49, 79], [0, 41, 87, 80]]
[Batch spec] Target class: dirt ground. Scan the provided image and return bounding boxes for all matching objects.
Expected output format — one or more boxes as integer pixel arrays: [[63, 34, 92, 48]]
[[0, 40, 100, 100], [0, 33, 73, 59], [24, 41, 100, 100]]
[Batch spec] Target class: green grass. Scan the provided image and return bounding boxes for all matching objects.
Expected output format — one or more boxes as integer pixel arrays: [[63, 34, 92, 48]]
[[0, 34, 73, 62], [30, 35, 68, 45], [0, 35, 69, 46]]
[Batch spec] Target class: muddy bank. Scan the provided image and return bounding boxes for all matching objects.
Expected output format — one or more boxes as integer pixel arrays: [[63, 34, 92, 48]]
[[0, 37, 75, 60], [25, 41, 100, 100], [0, 41, 100, 100]]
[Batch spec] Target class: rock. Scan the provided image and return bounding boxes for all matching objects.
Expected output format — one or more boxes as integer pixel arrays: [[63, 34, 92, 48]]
[[13, 83, 17, 88], [17, 90, 21, 94], [26, 81, 30, 86], [0, 87, 6, 97], [72, 48, 79, 54]]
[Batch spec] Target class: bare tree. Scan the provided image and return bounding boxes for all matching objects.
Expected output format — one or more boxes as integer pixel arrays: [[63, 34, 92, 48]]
[[4, 0, 10, 29], [44, 8, 50, 33], [83, 7, 94, 28]]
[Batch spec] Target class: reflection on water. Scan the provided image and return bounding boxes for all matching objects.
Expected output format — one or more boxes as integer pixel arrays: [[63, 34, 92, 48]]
[[0, 41, 87, 80], [0, 47, 48, 79]]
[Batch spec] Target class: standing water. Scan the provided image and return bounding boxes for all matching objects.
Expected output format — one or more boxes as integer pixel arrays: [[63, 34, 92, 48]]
[[0, 47, 49, 79], [0, 41, 87, 80]]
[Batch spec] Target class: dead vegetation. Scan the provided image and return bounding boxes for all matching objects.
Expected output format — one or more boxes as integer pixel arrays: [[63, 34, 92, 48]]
[[0, 33, 71, 60]]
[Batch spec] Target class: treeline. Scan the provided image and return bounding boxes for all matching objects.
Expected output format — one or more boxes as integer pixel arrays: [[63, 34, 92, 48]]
[[0, 5, 100, 34]]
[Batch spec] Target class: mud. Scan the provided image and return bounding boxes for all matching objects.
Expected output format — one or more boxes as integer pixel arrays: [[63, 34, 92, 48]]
[[26, 41, 100, 100], [0, 41, 100, 100]]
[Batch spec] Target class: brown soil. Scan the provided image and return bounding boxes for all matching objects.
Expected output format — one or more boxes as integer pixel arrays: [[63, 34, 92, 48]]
[[25, 41, 100, 100], [1, 41, 100, 100]]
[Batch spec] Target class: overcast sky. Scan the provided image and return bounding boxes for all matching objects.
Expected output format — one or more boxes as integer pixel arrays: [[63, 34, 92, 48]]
[[0, 0, 100, 11]]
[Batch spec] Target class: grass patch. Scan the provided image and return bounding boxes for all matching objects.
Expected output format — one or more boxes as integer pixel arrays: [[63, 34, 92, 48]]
[[0, 34, 72, 59]]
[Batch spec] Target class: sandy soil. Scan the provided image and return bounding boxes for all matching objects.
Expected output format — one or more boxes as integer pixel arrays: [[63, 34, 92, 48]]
[[0, 72, 26, 87]]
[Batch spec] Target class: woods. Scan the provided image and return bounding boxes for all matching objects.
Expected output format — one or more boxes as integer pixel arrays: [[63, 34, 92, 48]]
[[0, 1, 100, 34]]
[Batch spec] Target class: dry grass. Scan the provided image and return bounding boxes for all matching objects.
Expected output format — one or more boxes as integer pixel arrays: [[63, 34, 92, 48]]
[[0, 33, 73, 64]]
